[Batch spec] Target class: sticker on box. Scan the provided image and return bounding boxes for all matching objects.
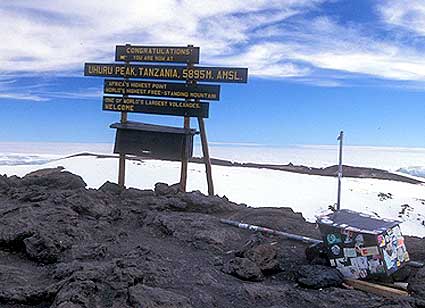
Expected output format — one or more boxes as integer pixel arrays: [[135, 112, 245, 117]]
[[350, 256, 369, 269], [360, 246, 379, 257], [335, 258, 347, 267], [337, 266, 360, 279], [343, 248, 357, 258], [327, 233, 342, 244], [331, 245, 341, 256], [377, 235, 386, 247]]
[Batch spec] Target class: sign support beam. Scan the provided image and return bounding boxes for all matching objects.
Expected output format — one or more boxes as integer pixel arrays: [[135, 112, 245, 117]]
[[198, 116, 214, 196], [118, 111, 127, 187], [180, 46, 194, 192], [118, 45, 130, 187]]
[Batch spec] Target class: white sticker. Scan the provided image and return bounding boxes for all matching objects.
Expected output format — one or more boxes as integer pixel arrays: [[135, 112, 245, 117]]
[[331, 245, 341, 256], [343, 248, 357, 258], [351, 256, 369, 269], [368, 259, 381, 273], [335, 258, 346, 267], [337, 266, 360, 279]]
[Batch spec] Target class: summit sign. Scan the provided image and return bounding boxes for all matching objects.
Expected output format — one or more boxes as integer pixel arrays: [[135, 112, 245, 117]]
[[84, 63, 248, 83], [83, 43, 248, 193], [116, 45, 200, 63]]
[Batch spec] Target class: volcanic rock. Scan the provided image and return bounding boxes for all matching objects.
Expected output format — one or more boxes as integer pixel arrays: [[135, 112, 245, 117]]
[[296, 265, 344, 289], [0, 168, 424, 308]]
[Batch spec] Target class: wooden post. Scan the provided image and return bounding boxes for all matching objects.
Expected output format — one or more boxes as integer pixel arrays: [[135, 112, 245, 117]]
[[118, 112, 127, 187], [118, 44, 130, 188], [180, 116, 190, 192], [198, 117, 214, 195], [180, 45, 194, 192]]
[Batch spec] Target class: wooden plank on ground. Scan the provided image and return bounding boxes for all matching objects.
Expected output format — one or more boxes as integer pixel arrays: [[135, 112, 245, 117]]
[[344, 279, 409, 298]]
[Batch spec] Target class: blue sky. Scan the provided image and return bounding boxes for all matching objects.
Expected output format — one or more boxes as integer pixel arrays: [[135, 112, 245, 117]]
[[1, 0, 425, 147]]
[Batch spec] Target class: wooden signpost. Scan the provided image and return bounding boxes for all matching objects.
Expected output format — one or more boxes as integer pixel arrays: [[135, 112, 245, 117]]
[[84, 44, 248, 195]]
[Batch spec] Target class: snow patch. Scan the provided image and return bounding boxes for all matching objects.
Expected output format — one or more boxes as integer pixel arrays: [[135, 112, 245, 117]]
[[0, 154, 424, 237]]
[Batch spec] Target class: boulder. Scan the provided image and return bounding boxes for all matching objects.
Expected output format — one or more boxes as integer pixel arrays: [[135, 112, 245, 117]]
[[297, 265, 344, 289], [22, 168, 86, 190], [223, 257, 264, 281]]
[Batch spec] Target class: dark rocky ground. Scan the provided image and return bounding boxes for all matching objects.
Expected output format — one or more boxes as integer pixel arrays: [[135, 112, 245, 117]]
[[0, 168, 424, 308]]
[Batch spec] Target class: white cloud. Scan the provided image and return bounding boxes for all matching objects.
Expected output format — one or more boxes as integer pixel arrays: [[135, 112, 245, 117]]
[[234, 16, 425, 81], [0, 93, 48, 102], [378, 1, 425, 36], [0, 76, 100, 101], [3, 1, 425, 84], [0, 0, 323, 73]]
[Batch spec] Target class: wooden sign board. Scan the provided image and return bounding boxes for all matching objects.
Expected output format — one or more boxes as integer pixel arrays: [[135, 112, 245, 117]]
[[104, 79, 220, 101], [103, 96, 209, 118], [85, 63, 248, 83], [116, 45, 200, 63]]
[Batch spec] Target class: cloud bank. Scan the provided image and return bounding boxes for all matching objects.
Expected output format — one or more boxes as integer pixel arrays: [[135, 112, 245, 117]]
[[2, 0, 425, 87]]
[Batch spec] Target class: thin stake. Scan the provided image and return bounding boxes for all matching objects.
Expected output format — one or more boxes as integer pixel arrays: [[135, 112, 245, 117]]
[[220, 219, 322, 245], [337, 131, 344, 210]]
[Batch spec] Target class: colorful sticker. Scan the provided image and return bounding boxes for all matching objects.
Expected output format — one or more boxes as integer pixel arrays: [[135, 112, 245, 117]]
[[393, 226, 401, 237], [343, 248, 357, 258], [377, 235, 386, 247], [368, 259, 383, 274], [331, 245, 341, 256], [351, 256, 369, 270], [327, 233, 342, 244], [397, 247, 406, 261], [360, 246, 380, 257], [335, 258, 347, 267], [355, 234, 364, 245], [359, 269, 368, 279], [341, 229, 354, 244], [372, 254, 383, 260], [337, 266, 360, 279], [403, 252, 410, 262], [383, 250, 394, 269]]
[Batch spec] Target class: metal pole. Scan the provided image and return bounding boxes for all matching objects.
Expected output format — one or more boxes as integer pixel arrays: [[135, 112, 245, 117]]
[[220, 219, 322, 245], [337, 131, 344, 210]]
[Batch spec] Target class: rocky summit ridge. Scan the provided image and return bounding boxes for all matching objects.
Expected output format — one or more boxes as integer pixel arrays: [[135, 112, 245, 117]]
[[0, 167, 425, 308]]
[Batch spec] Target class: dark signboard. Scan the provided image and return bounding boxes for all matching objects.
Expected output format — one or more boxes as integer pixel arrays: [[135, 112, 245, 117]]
[[111, 122, 197, 160], [116, 45, 200, 63], [103, 96, 209, 118], [104, 79, 220, 101], [85, 63, 248, 83]]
